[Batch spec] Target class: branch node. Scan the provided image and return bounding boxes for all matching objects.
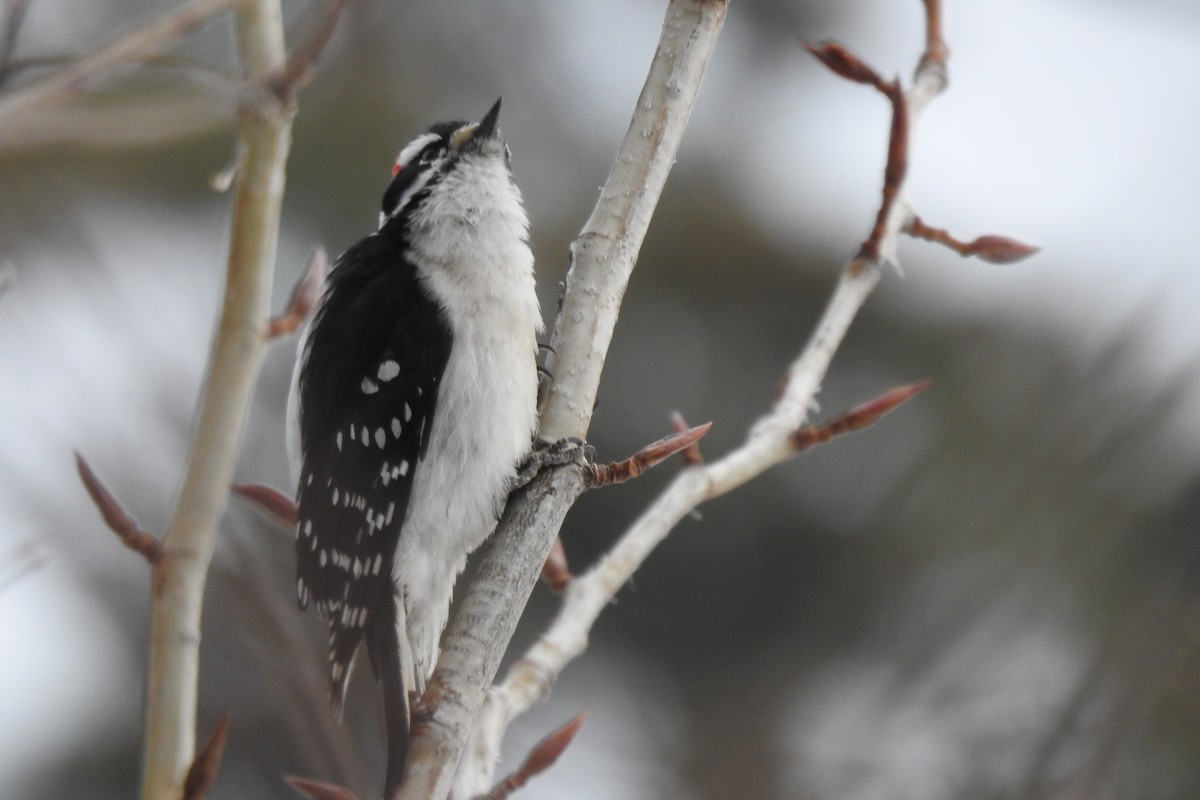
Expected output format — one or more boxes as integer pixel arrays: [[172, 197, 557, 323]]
[[263, 0, 349, 105]]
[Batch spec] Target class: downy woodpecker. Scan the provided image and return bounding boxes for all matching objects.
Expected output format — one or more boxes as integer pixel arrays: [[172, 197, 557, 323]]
[[288, 99, 542, 786]]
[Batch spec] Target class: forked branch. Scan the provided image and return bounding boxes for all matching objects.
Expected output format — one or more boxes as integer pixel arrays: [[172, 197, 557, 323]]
[[460, 0, 1029, 794]]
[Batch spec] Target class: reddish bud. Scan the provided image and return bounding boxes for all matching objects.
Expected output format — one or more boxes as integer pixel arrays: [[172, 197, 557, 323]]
[[232, 483, 299, 528], [802, 40, 885, 88], [966, 235, 1040, 264]]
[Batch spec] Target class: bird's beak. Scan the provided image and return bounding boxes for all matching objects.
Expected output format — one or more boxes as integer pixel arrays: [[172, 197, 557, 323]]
[[475, 98, 502, 140]]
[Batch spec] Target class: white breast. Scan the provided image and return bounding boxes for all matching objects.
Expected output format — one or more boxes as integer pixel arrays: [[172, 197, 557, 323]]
[[391, 151, 542, 680]]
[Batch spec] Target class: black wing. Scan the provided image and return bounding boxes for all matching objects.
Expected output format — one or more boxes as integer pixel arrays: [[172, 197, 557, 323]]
[[295, 230, 451, 705]]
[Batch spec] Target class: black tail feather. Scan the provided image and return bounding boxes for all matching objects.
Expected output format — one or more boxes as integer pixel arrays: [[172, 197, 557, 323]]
[[376, 592, 411, 798]]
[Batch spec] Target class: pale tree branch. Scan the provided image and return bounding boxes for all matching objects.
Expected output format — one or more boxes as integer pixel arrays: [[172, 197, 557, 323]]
[[0, 0, 248, 130], [138, 1, 291, 798], [397, 2, 730, 799], [460, 0, 1014, 791]]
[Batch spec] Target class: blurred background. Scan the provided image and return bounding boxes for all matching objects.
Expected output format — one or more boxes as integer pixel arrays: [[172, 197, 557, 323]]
[[3, 0, 1200, 798]]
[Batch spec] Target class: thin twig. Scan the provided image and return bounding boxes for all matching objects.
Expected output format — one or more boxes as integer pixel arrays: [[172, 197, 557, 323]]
[[231, 482, 299, 527], [474, 712, 587, 800], [267, 246, 327, 339], [76, 452, 163, 565], [266, 0, 349, 103], [792, 381, 930, 451], [0, 0, 248, 125], [583, 422, 712, 488], [904, 215, 1039, 264]]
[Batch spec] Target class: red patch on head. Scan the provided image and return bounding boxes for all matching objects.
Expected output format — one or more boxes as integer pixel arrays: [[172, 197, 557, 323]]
[[391, 161, 402, 176]]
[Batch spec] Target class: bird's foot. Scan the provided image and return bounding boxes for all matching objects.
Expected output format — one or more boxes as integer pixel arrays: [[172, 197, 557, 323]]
[[513, 437, 594, 490]]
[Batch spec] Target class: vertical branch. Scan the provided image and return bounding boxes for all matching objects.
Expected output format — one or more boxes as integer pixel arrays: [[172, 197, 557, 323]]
[[139, 1, 291, 798], [537, 0, 728, 444], [400, 1, 729, 798]]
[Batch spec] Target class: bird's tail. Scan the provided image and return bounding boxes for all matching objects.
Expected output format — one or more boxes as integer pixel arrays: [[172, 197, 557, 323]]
[[377, 590, 414, 798]]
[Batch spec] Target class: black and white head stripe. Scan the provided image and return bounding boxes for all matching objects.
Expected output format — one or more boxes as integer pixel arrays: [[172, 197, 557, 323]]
[[378, 100, 505, 226], [379, 130, 452, 226]]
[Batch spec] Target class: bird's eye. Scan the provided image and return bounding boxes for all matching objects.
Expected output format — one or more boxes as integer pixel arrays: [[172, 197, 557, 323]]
[[418, 148, 442, 166]]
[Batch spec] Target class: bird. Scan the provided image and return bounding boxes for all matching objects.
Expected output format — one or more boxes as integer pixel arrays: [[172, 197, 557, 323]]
[[287, 99, 542, 791]]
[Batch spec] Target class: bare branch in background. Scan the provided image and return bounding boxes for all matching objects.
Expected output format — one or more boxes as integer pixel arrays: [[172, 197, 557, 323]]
[[267, 246, 328, 339], [0, 0, 247, 130], [266, 0, 350, 104], [76, 452, 163, 565], [138, 1, 295, 796], [455, 1, 1032, 794], [231, 482, 299, 528]]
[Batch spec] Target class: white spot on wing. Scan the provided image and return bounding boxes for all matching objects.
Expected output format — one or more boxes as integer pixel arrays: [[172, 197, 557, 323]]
[[361, 377, 379, 394], [336, 432, 343, 451], [378, 360, 400, 381], [375, 427, 386, 448], [398, 460, 410, 477], [360, 427, 368, 446], [403, 402, 413, 422], [391, 417, 402, 438]]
